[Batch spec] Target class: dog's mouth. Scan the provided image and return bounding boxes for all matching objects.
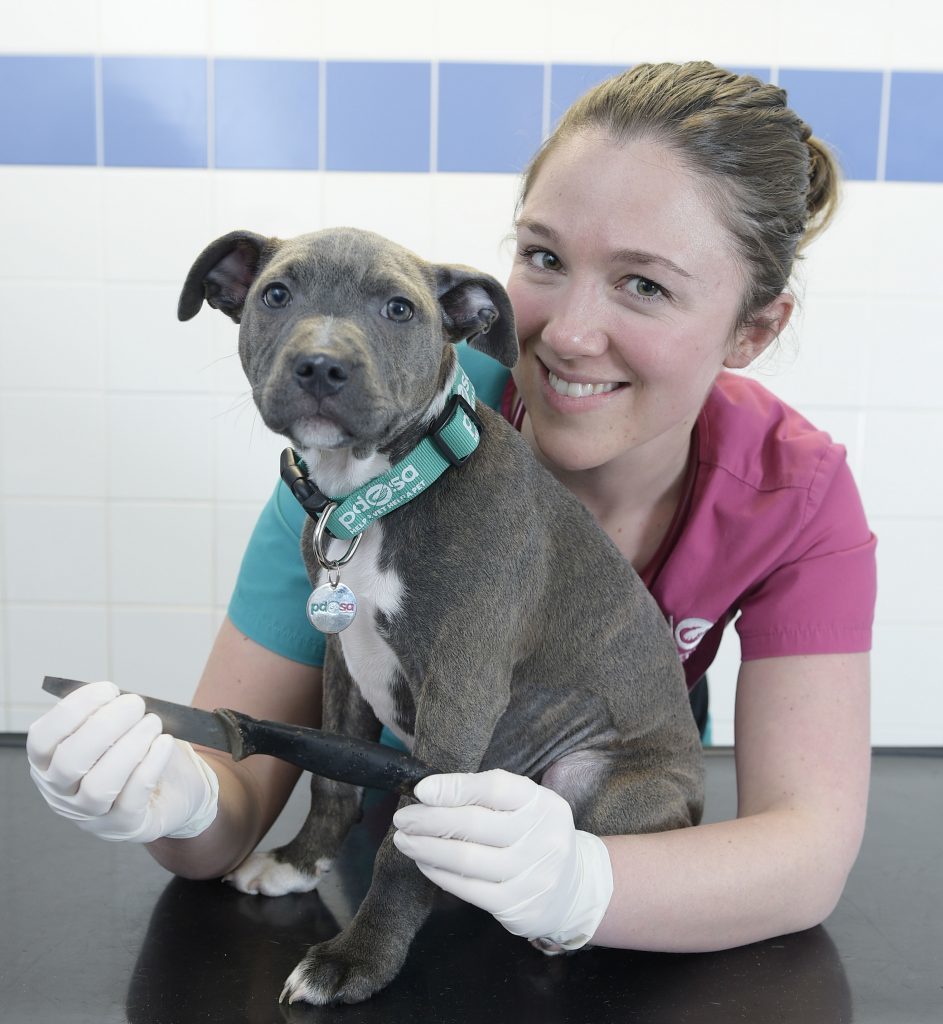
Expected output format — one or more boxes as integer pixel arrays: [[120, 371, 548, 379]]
[[290, 414, 354, 451], [271, 396, 400, 456], [253, 358, 408, 456], [254, 386, 359, 450]]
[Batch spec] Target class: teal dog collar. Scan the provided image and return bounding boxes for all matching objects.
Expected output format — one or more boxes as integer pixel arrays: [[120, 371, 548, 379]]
[[281, 366, 483, 542]]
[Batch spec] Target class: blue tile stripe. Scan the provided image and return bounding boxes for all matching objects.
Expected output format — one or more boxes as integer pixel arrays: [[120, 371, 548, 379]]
[[0, 56, 941, 182]]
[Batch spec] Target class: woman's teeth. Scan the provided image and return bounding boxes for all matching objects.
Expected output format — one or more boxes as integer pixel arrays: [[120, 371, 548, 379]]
[[547, 371, 620, 398]]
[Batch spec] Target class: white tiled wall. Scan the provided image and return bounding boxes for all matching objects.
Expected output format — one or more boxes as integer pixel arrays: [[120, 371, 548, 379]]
[[2, 0, 941, 745]]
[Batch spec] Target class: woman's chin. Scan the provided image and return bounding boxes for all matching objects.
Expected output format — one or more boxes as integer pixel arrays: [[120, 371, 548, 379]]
[[525, 417, 622, 475]]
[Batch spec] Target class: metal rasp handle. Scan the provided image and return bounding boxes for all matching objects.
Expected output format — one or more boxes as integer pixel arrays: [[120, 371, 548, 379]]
[[215, 707, 438, 795]]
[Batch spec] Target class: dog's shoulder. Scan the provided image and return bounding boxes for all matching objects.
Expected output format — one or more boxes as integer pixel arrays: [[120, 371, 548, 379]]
[[467, 404, 549, 483]]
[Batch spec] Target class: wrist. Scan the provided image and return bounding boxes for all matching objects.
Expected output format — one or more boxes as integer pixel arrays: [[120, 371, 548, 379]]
[[164, 744, 220, 840], [537, 831, 614, 952]]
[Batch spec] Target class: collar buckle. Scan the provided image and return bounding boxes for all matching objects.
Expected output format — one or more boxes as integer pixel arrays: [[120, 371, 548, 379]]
[[427, 393, 484, 468], [280, 447, 330, 518]]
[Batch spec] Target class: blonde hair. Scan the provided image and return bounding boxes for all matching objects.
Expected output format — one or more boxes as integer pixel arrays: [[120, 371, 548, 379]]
[[521, 61, 841, 333]]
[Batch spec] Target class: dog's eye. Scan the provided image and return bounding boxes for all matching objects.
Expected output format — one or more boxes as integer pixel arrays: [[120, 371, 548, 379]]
[[382, 297, 414, 323], [262, 283, 292, 309]]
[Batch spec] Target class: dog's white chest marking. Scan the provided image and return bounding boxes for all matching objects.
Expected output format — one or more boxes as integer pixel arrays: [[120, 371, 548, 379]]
[[320, 522, 412, 748]]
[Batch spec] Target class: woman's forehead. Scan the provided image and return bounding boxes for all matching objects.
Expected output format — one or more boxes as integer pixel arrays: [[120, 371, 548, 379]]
[[519, 132, 738, 278]]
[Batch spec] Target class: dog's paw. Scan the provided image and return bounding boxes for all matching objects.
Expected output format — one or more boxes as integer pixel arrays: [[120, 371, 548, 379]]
[[280, 933, 405, 1006], [223, 850, 329, 896]]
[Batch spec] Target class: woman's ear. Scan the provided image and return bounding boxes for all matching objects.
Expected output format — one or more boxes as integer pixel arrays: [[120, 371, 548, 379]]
[[724, 292, 795, 369]]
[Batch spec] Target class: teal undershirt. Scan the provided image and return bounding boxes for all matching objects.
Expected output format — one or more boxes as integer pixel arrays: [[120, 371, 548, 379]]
[[227, 343, 511, 669]]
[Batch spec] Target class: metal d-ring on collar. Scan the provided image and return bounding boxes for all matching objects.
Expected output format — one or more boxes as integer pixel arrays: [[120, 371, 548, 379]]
[[280, 448, 363, 572], [312, 500, 363, 572]]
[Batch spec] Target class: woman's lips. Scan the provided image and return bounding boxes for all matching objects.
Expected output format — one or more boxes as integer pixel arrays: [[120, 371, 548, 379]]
[[547, 370, 621, 398], [537, 360, 629, 410]]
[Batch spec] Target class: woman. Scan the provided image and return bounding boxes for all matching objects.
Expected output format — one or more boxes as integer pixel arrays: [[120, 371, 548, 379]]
[[27, 62, 875, 953]]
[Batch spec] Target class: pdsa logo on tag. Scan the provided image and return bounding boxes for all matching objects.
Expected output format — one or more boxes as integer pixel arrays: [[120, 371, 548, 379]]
[[309, 596, 355, 614], [307, 582, 357, 633]]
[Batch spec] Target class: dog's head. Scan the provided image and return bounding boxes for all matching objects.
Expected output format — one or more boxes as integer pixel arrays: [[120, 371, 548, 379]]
[[178, 228, 517, 457]]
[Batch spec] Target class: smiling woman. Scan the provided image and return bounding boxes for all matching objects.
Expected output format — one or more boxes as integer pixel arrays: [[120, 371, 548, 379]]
[[502, 61, 839, 571], [509, 134, 773, 494]]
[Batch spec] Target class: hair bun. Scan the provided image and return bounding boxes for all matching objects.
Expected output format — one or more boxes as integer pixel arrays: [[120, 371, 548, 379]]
[[801, 135, 841, 250]]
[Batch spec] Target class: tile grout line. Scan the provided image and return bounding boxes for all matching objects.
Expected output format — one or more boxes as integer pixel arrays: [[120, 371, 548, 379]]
[[206, 45, 219, 608], [429, 61, 438, 174], [541, 62, 551, 141], [95, 23, 112, 681], [94, 54, 104, 167], [319, 60, 327, 175], [206, 55, 215, 170], [876, 68, 892, 182]]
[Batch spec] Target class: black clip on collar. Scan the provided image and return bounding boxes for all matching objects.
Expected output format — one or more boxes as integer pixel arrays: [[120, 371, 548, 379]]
[[280, 448, 330, 521], [427, 393, 484, 468]]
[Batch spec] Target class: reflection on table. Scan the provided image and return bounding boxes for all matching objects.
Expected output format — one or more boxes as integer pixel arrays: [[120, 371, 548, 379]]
[[125, 791, 851, 1024]]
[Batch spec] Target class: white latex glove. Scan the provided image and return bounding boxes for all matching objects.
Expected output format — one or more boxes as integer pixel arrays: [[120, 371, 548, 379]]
[[27, 680, 219, 843], [392, 769, 613, 952]]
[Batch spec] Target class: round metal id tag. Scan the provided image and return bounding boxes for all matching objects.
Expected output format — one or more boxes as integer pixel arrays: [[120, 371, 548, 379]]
[[306, 578, 357, 634]]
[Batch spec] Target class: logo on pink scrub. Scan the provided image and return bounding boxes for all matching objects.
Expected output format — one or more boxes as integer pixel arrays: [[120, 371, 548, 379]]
[[671, 617, 714, 662]]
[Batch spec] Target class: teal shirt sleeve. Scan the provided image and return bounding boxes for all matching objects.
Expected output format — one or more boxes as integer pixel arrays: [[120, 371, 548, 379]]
[[226, 343, 511, 666], [227, 477, 327, 666], [454, 341, 512, 411]]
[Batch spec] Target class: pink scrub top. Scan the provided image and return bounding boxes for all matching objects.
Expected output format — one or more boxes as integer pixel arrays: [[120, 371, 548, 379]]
[[504, 368, 877, 687]]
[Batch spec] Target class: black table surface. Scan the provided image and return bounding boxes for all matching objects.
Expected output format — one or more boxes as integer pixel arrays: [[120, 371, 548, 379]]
[[2, 740, 940, 1024]]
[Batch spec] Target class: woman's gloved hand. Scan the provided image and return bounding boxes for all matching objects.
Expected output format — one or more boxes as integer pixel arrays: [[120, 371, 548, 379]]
[[27, 680, 219, 843], [392, 769, 613, 951]]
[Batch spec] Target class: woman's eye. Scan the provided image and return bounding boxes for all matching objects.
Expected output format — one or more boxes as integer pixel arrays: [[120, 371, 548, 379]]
[[626, 276, 663, 300], [520, 247, 561, 272], [262, 283, 292, 309], [382, 297, 414, 322]]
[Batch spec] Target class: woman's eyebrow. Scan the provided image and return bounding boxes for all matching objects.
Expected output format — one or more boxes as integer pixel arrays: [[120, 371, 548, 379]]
[[610, 248, 693, 280], [516, 219, 693, 280], [516, 218, 562, 244]]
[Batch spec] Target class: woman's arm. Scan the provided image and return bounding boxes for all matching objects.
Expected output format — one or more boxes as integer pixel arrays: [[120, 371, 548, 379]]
[[146, 616, 324, 881], [593, 651, 871, 950], [394, 651, 871, 951]]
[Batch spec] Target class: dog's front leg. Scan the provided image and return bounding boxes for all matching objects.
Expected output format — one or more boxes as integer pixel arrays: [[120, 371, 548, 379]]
[[226, 639, 380, 897], [280, 822, 438, 1005], [281, 672, 508, 1006]]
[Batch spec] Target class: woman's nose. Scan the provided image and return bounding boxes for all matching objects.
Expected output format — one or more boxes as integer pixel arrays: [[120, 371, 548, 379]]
[[540, 282, 609, 358]]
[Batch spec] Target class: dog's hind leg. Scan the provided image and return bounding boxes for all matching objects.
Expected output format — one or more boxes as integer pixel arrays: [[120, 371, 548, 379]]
[[225, 639, 382, 897], [547, 723, 704, 838]]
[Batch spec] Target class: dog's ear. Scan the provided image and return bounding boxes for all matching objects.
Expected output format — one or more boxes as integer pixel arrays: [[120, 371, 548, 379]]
[[435, 265, 519, 369], [178, 231, 277, 324]]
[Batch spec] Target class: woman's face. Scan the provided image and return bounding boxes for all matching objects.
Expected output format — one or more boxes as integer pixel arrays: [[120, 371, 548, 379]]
[[507, 131, 767, 475]]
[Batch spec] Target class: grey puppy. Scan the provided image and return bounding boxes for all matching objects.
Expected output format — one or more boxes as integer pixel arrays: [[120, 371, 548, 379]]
[[178, 227, 704, 1005]]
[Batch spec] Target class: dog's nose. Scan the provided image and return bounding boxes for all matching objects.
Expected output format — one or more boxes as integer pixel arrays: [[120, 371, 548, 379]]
[[293, 354, 350, 399]]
